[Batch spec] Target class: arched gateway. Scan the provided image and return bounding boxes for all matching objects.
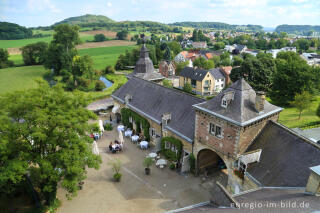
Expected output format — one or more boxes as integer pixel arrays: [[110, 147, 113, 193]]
[[197, 149, 227, 175]]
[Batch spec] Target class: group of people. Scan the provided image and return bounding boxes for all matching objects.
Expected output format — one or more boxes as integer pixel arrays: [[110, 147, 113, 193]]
[[109, 140, 122, 153]]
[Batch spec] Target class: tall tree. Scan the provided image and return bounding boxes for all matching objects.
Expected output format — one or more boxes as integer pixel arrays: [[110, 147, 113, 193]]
[[290, 91, 312, 119], [21, 42, 48, 65], [0, 81, 101, 204], [270, 52, 315, 104]]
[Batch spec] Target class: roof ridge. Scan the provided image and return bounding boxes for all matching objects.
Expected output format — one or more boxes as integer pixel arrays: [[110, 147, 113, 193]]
[[269, 120, 320, 149], [131, 76, 205, 102]]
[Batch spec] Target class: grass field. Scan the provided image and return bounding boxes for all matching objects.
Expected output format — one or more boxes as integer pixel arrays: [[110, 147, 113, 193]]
[[0, 65, 49, 95], [79, 45, 137, 70], [9, 54, 24, 66], [0, 35, 94, 49], [278, 95, 320, 128]]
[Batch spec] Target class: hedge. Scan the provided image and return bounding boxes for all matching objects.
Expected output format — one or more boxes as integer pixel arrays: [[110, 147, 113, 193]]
[[161, 136, 183, 161], [120, 108, 150, 141]]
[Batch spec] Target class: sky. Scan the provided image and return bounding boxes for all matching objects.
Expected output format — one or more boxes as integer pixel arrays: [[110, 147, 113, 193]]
[[0, 0, 320, 28]]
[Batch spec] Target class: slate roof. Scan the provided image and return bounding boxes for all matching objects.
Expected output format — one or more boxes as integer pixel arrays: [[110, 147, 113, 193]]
[[209, 68, 226, 80], [129, 44, 164, 81], [180, 188, 320, 213], [194, 79, 282, 126], [180, 67, 209, 81], [246, 121, 320, 187], [112, 77, 204, 142]]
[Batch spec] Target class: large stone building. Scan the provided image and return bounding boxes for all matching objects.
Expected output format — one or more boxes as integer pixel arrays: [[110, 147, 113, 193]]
[[111, 76, 320, 195]]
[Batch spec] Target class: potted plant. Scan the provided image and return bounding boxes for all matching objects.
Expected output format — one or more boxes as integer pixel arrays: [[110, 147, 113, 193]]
[[143, 157, 153, 175], [169, 162, 175, 170], [108, 159, 122, 182]]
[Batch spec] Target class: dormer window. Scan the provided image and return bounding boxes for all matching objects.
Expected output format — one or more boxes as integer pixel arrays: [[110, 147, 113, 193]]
[[222, 98, 227, 108]]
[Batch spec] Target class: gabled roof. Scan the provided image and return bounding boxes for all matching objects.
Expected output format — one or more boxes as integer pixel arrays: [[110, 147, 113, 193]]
[[112, 77, 204, 142], [209, 68, 225, 80], [246, 121, 320, 187], [194, 79, 282, 126], [180, 67, 210, 81]]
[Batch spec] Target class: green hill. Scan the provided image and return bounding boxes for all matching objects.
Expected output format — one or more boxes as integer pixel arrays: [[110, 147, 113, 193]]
[[52, 14, 115, 26], [0, 22, 33, 40], [170, 22, 263, 32], [275, 24, 320, 35]]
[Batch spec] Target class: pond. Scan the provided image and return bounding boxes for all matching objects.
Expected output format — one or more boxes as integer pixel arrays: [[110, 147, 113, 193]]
[[99, 76, 113, 90]]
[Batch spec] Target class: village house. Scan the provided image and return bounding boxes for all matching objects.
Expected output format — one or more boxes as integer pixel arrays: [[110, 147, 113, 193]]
[[225, 44, 247, 54], [301, 52, 320, 66], [192, 41, 208, 49], [159, 60, 176, 77], [111, 44, 320, 197], [179, 67, 226, 95], [266, 46, 297, 58], [174, 50, 221, 65]]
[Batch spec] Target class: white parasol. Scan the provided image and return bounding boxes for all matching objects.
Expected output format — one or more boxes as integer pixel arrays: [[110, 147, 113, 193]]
[[99, 120, 104, 132], [92, 141, 99, 155]]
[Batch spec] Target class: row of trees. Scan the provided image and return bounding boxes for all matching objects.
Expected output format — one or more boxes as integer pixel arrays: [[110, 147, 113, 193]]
[[230, 51, 320, 105], [0, 49, 14, 68], [16, 24, 105, 91], [0, 81, 102, 206]]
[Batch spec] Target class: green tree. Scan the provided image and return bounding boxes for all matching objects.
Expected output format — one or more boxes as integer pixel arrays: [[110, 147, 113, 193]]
[[213, 42, 225, 50], [168, 41, 182, 56], [163, 47, 172, 61], [232, 56, 243, 67], [95, 80, 106, 91], [162, 79, 173, 88], [230, 57, 275, 92], [294, 39, 310, 52], [192, 29, 199, 42], [21, 42, 48, 65], [0, 82, 101, 204], [290, 91, 312, 119], [94, 34, 107, 42], [271, 52, 315, 104], [193, 57, 214, 69], [183, 82, 193, 93], [116, 30, 128, 40], [317, 103, 320, 119], [0, 48, 13, 68], [44, 24, 80, 75], [175, 61, 189, 76]]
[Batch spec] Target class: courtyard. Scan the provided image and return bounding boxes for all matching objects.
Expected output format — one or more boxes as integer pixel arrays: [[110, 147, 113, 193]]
[[56, 118, 227, 213]]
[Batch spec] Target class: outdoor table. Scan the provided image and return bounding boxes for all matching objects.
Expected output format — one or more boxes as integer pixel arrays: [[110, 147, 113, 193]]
[[131, 135, 139, 142], [148, 153, 157, 158], [156, 159, 167, 167], [125, 130, 133, 137], [140, 141, 148, 149], [117, 125, 125, 132]]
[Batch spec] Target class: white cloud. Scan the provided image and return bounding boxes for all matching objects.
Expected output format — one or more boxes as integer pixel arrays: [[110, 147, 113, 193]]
[[27, 0, 61, 13], [292, 0, 308, 3], [107, 2, 112, 7]]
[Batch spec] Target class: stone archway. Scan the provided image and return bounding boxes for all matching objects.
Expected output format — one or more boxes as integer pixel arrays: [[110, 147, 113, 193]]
[[197, 148, 227, 175]]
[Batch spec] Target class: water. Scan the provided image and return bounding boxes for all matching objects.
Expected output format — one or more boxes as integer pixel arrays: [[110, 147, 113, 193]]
[[99, 76, 113, 90]]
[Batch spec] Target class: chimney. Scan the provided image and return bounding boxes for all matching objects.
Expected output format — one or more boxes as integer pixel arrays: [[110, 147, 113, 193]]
[[162, 112, 171, 126], [255, 91, 266, 112], [305, 165, 320, 196]]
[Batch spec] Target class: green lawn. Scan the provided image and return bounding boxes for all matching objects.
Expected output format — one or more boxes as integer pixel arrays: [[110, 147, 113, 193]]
[[0, 35, 94, 49], [9, 54, 24, 66], [0, 65, 49, 95], [78, 45, 137, 70], [278, 95, 320, 128]]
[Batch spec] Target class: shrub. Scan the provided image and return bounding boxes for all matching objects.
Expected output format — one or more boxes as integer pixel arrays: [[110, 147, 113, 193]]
[[183, 82, 193, 93], [161, 137, 183, 161], [20, 42, 48, 65], [104, 123, 113, 131], [189, 153, 195, 173], [113, 173, 122, 181], [143, 157, 153, 168], [94, 34, 107, 42], [104, 65, 115, 74], [95, 80, 106, 91], [169, 163, 175, 170]]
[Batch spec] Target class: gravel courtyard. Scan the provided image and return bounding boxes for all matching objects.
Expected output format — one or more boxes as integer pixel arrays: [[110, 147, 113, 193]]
[[56, 123, 225, 213]]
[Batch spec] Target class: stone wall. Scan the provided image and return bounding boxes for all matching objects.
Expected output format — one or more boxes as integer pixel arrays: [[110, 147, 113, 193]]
[[305, 171, 320, 195]]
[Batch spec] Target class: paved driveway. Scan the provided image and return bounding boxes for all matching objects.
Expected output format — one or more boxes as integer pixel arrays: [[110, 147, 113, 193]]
[[57, 127, 220, 213]]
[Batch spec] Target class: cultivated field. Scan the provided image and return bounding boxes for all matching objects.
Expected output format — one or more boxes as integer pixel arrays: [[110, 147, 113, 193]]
[[0, 65, 49, 95], [79, 30, 117, 38], [79, 45, 137, 70], [76, 40, 135, 49]]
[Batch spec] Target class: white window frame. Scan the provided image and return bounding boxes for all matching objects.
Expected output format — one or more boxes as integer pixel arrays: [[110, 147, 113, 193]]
[[129, 116, 133, 123], [222, 98, 227, 108], [209, 123, 215, 135], [216, 125, 222, 137], [165, 141, 170, 149], [171, 144, 176, 152]]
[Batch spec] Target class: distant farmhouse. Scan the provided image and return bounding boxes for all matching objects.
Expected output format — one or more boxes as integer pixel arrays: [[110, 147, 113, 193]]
[[111, 43, 320, 204], [159, 60, 176, 77]]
